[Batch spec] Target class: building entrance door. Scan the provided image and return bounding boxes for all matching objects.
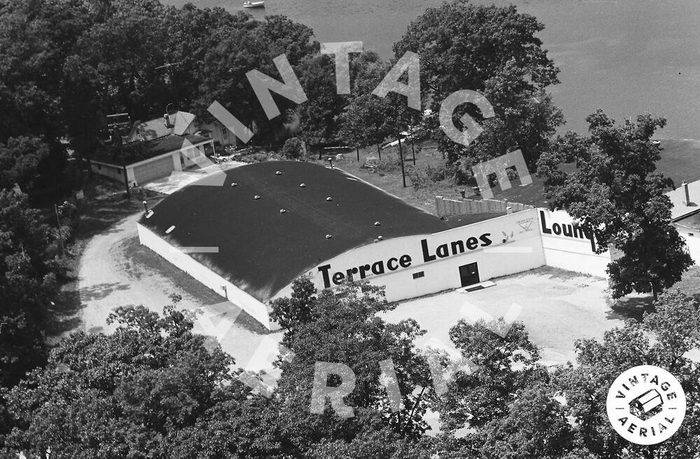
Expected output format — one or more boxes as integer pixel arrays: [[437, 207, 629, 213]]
[[459, 262, 480, 287]]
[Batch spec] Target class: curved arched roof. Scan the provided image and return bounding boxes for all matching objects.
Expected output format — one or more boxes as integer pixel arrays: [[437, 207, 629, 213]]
[[139, 161, 448, 301]]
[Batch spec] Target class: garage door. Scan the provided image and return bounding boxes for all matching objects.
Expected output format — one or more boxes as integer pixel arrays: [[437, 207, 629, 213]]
[[133, 156, 174, 185]]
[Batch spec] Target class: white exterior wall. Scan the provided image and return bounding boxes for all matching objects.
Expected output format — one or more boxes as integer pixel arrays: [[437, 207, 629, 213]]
[[138, 207, 624, 331], [273, 209, 546, 302], [180, 143, 208, 168], [539, 209, 611, 277], [136, 223, 271, 328], [91, 160, 125, 182], [677, 226, 700, 264]]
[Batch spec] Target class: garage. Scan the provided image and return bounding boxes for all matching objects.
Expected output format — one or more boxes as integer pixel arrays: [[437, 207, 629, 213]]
[[133, 155, 175, 185]]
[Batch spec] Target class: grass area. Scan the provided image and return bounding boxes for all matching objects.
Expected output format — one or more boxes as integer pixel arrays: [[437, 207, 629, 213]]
[[312, 143, 447, 214], [607, 265, 700, 321], [318, 138, 700, 216], [312, 142, 548, 214]]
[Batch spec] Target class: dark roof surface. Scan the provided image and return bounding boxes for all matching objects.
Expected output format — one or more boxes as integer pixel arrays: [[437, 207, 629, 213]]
[[140, 161, 449, 301], [93, 134, 210, 166]]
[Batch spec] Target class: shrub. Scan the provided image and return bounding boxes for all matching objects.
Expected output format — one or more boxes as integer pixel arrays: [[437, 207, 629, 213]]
[[282, 137, 304, 159], [375, 158, 399, 174], [424, 164, 447, 182], [240, 152, 272, 163], [407, 166, 429, 190]]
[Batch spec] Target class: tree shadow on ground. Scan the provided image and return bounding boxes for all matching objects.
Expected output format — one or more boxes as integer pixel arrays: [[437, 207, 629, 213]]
[[606, 296, 654, 322], [50, 178, 166, 338], [75, 190, 163, 238], [46, 289, 83, 336], [78, 282, 131, 301]]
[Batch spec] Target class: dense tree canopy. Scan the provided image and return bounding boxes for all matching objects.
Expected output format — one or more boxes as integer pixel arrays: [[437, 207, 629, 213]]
[[0, 137, 50, 195], [2, 304, 267, 456], [554, 291, 700, 457], [0, 0, 321, 188], [4, 278, 700, 456], [269, 280, 432, 455], [296, 54, 347, 146], [195, 14, 318, 143], [0, 190, 66, 389], [393, 0, 563, 176]]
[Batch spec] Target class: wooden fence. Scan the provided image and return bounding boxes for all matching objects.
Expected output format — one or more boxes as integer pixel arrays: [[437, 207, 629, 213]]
[[435, 195, 533, 217]]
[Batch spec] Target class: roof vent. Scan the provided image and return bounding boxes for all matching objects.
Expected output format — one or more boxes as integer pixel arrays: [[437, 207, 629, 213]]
[[254, 195, 261, 200], [325, 234, 333, 239], [165, 225, 175, 234], [326, 196, 333, 202], [275, 170, 282, 175], [145, 210, 154, 219]]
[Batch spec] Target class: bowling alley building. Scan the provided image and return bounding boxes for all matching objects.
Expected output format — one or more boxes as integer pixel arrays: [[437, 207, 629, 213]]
[[137, 161, 613, 329]]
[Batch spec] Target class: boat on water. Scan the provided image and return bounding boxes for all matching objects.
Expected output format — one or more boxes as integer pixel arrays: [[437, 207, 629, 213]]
[[242, 0, 264, 8]]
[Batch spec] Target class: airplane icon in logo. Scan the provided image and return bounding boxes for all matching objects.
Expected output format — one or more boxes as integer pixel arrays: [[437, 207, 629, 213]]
[[517, 217, 534, 232]]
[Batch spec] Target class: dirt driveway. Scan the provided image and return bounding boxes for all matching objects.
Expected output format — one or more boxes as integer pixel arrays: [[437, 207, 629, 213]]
[[75, 208, 282, 369], [71, 171, 281, 371]]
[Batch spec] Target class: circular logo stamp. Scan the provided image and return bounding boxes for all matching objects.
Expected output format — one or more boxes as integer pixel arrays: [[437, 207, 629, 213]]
[[606, 365, 686, 445]]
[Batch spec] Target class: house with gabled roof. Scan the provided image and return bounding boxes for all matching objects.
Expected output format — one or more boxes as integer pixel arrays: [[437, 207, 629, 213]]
[[91, 110, 215, 186]]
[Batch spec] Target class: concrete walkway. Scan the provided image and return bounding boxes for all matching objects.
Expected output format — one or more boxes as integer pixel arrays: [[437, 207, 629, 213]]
[[143, 161, 246, 195]]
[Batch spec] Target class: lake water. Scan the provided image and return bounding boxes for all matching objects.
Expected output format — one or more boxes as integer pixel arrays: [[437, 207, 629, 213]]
[[164, 0, 700, 138]]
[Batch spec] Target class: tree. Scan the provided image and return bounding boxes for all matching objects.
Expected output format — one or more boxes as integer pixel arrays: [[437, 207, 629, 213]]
[[68, 0, 171, 122], [2, 304, 282, 456], [337, 51, 395, 158], [537, 111, 693, 299], [281, 136, 304, 159], [269, 276, 317, 345], [0, 0, 91, 196], [554, 292, 700, 458], [269, 280, 431, 455], [435, 319, 546, 432], [0, 137, 50, 195], [296, 54, 348, 147], [338, 93, 393, 158], [480, 384, 572, 458], [196, 14, 318, 144], [0, 190, 66, 390], [393, 0, 562, 173]]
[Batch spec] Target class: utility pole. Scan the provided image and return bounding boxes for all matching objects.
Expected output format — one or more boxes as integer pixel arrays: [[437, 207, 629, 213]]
[[411, 139, 416, 165], [398, 136, 406, 188], [122, 164, 131, 199]]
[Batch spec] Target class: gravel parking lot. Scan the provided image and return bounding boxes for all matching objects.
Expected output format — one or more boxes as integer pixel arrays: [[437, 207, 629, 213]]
[[381, 266, 625, 365]]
